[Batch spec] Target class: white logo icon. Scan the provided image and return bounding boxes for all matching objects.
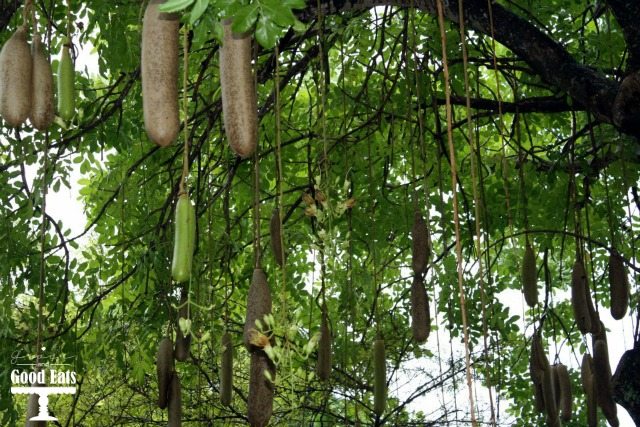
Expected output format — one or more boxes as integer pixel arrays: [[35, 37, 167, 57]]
[[11, 386, 76, 421]]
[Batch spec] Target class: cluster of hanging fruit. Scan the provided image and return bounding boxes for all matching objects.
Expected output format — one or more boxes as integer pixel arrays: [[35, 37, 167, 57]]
[[522, 241, 629, 426], [0, 19, 74, 130]]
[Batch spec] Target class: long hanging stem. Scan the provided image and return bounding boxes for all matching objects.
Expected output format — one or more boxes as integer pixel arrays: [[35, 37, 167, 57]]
[[435, 0, 477, 424], [457, 0, 496, 423], [36, 136, 50, 369], [179, 27, 190, 195]]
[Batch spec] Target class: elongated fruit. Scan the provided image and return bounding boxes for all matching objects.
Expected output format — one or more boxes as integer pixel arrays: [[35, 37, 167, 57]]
[[373, 339, 386, 416], [171, 193, 196, 283], [410, 275, 430, 343], [555, 363, 572, 422], [248, 350, 275, 427], [57, 40, 74, 122], [141, 0, 179, 146], [168, 372, 182, 427], [411, 210, 430, 275], [220, 19, 257, 158], [243, 268, 272, 351], [529, 343, 545, 413], [593, 339, 619, 426], [542, 364, 558, 425], [220, 331, 233, 406], [521, 243, 538, 307], [0, 26, 32, 127], [156, 337, 173, 409], [571, 259, 592, 334], [609, 250, 629, 320], [270, 208, 284, 267], [317, 303, 332, 381], [581, 353, 597, 427], [29, 35, 54, 130], [174, 291, 191, 362]]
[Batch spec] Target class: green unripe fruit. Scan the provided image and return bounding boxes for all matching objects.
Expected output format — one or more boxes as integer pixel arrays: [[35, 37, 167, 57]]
[[57, 41, 74, 121], [373, 339, 386, 416], [171, 194, 196, 283]]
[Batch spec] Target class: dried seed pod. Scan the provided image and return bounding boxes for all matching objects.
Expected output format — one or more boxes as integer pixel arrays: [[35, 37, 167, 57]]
[[168, 372, 182, 427], [542, 365, 559, 425], [555, 363, 572, 422], [269, 208, 284, 267], [593, 339, 619, 427], [571, 260, 592, 334], [411, 210, 430, 275], [373, 339, 386, 416], [521, 243, 538, 307], [410, 275, 430, 343], [316, 304, 332, 382], [220, 331, 233, 406], [609, 250, 629, 320], [156, 337, 173, 409], [0, 26, 32, 127], [141, 0, 179, 146], [174, 291, 191, 362], [29, 35, 54, 130], [248, 350, 275, 427], [243, 268, 272, 351], [220, 19, 257, 158]]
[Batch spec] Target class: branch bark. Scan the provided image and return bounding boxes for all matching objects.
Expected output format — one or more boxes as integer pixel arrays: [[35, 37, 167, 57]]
[[606, 0, 640, 72], [301, 0, 638, 138]]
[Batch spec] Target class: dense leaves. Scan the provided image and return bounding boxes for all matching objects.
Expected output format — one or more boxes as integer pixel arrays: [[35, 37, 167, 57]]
[[0, 0, 638, 426]]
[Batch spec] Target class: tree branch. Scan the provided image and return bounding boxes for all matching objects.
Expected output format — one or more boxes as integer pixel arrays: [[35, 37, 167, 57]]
[[300, 0, 637, 138], [606, 0, 640, 72]]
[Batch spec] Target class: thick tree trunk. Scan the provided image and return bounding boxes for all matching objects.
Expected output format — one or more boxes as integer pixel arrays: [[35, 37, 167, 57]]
[[612, 346, 640, 425]]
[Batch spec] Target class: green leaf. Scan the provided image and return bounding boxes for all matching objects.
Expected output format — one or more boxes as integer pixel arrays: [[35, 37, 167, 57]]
[[158, 0, 195, 13], [262, 0, 296, 27], [231, 3, 259, 34], [282, 0, 306, 9], [189, 0, 209, 25]]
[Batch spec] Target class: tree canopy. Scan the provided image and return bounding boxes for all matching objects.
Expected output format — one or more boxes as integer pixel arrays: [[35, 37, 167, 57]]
[[0, 0, 639, 425]]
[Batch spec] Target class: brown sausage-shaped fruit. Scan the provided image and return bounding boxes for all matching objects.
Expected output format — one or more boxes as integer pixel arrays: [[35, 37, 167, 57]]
[[156, 337, 173, 409], [593, 339, 619, 427], [0, 26, 32, 127], [609, 250, 629, 320], [168, 372, 182, 427], [316, 303, 332, 381], [581, 353, 597, 427], [521, 243, 538, 307], [555, 363, 572, 422], [141, 0, 179, 146], [29, 35, 54, 130], [270, 208, 284, 267], [411, 210, 430, 275], [248, 350, 275, 427], [220, 331, 233, 406], [410, 275, 430, 343], [220, 19, 257, 158], [243, 268, 272, 351], [571, 259, 592, 334]]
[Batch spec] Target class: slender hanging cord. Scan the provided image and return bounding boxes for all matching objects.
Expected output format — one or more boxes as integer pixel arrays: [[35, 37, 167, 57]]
[[36, 136, 50, 369], [457, 0, 496, 422], [435, 1, 477, 424], [179, 27, 190, 196]]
